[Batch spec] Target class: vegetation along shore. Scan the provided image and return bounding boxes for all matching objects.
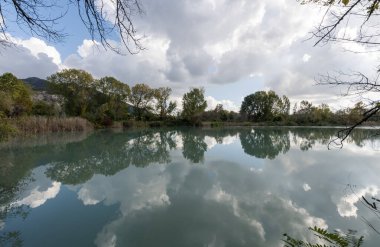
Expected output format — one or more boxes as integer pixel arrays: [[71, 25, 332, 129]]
[[1, 69, 379, 140]]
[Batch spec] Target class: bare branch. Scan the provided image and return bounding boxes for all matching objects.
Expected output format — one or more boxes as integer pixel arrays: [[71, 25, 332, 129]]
[[0, 0, 144, 54]]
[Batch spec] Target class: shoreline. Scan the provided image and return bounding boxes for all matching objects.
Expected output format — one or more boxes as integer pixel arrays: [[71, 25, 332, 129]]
[[2, 116, 380, 142]]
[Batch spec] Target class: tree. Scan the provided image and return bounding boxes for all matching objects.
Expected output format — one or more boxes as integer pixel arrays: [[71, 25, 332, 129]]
[[215, 104, 229, 121], [95, 76, 131, 120], [293, 101, 334, 124], [0, 73, 32, 117], [0, 0, 143, 54], [48, 69, 95, 117], [240, 90, 289, 122], [348, 101, 367, 123], [154, 87, 177, 120], [129, 83, 154, 120], [300, 0, 380, 145], [182, 88, 207, 123]]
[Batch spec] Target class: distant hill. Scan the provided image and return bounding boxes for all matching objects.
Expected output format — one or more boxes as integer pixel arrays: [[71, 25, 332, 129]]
[[22, 77, 48, 91]]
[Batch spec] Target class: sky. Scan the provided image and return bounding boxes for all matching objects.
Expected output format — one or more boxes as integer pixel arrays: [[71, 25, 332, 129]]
[[0, 0, 379, 112]]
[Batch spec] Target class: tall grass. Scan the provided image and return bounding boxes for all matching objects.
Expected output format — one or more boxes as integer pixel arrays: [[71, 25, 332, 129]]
[[9, 116, 93, 134]]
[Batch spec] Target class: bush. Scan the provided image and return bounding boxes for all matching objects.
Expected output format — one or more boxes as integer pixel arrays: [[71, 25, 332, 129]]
[[32, 101, 56, 116], [0, 120, 17, 140], [210, 122, 225, 128]]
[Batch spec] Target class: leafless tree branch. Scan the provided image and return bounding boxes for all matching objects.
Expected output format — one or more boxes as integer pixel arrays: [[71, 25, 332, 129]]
[[0, 0, 144, 54]]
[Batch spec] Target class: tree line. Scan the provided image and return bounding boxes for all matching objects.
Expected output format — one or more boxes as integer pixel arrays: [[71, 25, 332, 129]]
[[1, 69, 379, 134]]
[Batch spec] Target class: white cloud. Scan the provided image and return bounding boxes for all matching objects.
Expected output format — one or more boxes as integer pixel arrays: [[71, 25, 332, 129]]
[[303, 183, 311, 192], [78, 187, 101, 205], [17, 37, 62, 65], [0, 35, 59, 78], [285, 199, 328, 229], [1, 0, 379, 108], [302, 54, 311, 62], [206, 96, 239, 112], [336, 185, 379, 218], [13, 181, 61, 208]]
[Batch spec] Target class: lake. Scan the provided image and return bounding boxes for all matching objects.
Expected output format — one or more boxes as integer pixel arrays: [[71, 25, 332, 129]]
[[1, 127, 380, 246]]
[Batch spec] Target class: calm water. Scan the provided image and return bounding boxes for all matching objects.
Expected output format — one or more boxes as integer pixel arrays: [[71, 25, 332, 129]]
[[1, 127, 380, 246]]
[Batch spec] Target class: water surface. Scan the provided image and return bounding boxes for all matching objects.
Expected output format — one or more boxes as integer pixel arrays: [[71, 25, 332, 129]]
[[1, 127, 380, 246]]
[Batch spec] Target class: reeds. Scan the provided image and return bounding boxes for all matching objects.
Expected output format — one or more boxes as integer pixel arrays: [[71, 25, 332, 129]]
[[10, 116, 93, 134]]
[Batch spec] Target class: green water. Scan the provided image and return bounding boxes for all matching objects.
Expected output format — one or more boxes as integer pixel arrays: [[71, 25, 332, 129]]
[[1, 127, 380, 246]]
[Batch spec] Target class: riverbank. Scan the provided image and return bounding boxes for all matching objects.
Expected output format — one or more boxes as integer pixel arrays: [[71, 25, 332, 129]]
[[2, 117, 380, 141], [0, 116, 93, 140]]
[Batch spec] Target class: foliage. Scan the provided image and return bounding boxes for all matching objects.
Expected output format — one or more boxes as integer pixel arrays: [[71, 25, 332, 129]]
[[240, 91, 289, 122], [31, 100, 56, 116], [95, 76, 131, 121], [0, 73, 33, 117], [129, 83, 154, 120], [0, 113, 17, 141], [48, 69, 96, 117], [182, 88, 208, 124], [2, 67, 380, 139], [154, 87, 177, 119], [201, 104, 232, 122], [48, 69, 132, 125], [292, 101, 333, 124], [283, 226, 364, 247]]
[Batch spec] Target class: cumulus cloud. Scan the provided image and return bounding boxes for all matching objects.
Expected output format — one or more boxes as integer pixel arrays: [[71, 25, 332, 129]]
[[17, 37, 62, 65], [0, 37, 59, 78], [2, 0, 379, 108], [13, 181, 61, 208], [336, 185, 379, 218], [205, 96, 239, 111]]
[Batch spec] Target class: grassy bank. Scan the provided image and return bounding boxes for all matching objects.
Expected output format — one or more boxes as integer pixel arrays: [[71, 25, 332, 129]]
[[2, 117, 379, 142], [1, 116, 93, 140]]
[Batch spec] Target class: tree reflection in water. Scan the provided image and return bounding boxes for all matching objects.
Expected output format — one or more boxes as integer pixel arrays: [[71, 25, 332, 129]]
[[239, 128, 290, 159], [1, 127, 380, 246], [0, 176, 31, 247], [182, 131, 207, 163], [45, 130, 179, 185]]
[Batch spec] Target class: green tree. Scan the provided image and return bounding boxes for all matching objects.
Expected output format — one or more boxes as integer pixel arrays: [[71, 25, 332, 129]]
[[154, 87, 177, 120], [293, 100, 314, 124], [0, 73, 32, 117], [348, 101, 366, 124], [240, 90, 289, 122], [316, 103, 333, 122], [48, 69, 95, 117], [95, 76, 131, 120], [31, 100, 56, 116], [129, 83, 154, 120], [213, 104, 229, 121], [182, 88, 207, 123], [293, 101, 333, 124]]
